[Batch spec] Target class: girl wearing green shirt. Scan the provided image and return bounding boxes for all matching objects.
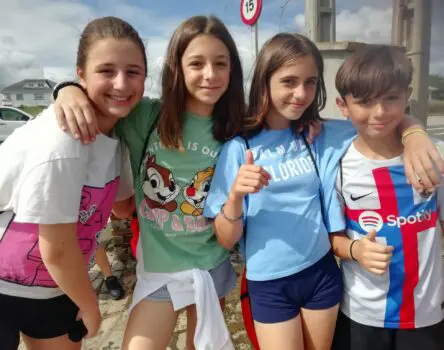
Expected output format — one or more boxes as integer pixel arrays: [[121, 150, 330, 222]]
[[54, 15, 245, 350]]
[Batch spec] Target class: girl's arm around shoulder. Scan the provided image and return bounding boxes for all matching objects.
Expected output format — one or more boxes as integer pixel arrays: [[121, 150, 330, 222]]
[[400, 117, 444, 192], [316, 119, 356, 154], [313, 120, 354, 234], [204, 137, 248, 250]]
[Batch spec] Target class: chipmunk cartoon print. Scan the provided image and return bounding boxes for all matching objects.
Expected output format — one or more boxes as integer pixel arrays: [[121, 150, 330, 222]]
[[180, 167, 214, 216], [142, 153, 180, 212]]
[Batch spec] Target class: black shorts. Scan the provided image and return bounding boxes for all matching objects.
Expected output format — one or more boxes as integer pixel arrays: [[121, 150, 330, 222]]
[[0, 293, 79, 349], [332, 310, 444, 350]]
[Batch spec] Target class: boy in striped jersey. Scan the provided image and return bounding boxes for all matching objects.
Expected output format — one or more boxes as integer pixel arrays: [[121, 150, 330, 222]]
[[331, 45, 444, 350]]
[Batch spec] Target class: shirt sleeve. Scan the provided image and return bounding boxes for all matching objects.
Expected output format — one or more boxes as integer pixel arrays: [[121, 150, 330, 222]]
[[114, 98, 162, 178], [15, 157, 87, 224], [203, 137, 247, 219], [314, 120, 356, 233], [115, 145, 134, 202]]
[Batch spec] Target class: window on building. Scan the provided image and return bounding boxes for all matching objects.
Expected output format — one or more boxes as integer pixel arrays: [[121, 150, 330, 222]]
[[38, 83, 44, 88], [16, 94, 24, 101], [34, 93, 44, 100]]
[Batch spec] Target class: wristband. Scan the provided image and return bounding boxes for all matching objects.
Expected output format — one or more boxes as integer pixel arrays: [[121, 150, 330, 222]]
[[401, 128, 427, 145], [349, 239, 359, 261], [53, 81, 86, 101], [220, 204, 243, 222]]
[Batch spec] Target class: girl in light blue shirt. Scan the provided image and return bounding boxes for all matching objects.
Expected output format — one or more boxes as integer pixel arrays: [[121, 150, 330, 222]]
[[204, 33, 438, 350]]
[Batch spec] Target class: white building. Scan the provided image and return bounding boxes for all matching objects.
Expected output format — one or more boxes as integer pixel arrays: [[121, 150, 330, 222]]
[[1, 79, 56, 107]]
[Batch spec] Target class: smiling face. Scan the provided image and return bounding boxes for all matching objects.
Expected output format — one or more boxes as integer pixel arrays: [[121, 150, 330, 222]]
[[77, 38, 146, 122], [267, 55, 318, 129], [181, 34, 231, 116], [337, 88, 410, 139]]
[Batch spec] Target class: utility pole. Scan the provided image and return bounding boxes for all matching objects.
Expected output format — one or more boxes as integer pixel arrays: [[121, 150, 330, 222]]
[[305, 0, 336, 42], [392, 0, 432, 125]]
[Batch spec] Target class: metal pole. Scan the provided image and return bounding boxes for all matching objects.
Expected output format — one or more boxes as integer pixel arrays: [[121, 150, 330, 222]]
[[330, 0, 336, 42], [391, 0, 404, 45], [305, 0, 336, 42], [252, 22, 259, 60], [410, 0, 432, 124], [305, 0, 320, 42]]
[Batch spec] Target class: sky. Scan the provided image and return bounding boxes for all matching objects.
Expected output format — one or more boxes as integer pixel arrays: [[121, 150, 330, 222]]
[[1, 0, 443, 96]]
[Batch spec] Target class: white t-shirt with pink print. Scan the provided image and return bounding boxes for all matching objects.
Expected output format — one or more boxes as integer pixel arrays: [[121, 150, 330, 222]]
[[0, 105, 133, 299]]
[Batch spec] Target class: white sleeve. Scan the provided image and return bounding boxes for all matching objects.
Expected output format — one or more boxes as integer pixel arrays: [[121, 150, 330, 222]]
[[14, 158, 87, 224], [115, 146, 134, 201]]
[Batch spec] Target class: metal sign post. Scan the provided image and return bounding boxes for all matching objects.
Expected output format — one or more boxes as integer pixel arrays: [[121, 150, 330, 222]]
[[240, 0, 262, 60]]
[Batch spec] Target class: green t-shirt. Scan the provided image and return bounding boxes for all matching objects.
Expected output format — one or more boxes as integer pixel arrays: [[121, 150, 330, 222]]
[[115, 98, 228, 272]]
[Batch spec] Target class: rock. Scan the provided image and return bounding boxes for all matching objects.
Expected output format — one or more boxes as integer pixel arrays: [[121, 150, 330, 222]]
[[175, 331, 187, 350], [111, 260, 125, 278], [90, 270, 104, 293]]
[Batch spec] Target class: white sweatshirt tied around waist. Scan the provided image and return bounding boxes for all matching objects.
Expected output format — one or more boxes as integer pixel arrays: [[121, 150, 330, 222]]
[[131, 258, 234, 350]]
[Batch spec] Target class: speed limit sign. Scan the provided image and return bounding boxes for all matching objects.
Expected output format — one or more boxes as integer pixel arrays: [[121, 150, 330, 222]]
[[240, 0, 262, 26]]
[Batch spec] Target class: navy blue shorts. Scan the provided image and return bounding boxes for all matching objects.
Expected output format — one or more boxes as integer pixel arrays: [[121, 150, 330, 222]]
[[247, 251, 343, 324]]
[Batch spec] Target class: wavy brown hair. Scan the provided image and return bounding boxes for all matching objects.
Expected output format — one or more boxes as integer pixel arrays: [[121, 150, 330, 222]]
[[158, 16, 245, 149], [243, 33, 326, 137]]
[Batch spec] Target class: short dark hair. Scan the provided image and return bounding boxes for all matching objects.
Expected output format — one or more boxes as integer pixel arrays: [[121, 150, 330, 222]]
[[336, 45, 412, 101], [244, 33, 326, 137]]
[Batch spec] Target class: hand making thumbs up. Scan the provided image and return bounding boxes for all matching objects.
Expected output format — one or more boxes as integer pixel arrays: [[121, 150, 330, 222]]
[[229, 149, 271, 198], [351, 230, 394, 275]]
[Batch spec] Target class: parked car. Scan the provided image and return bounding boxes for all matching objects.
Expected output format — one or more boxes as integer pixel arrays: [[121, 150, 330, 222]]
[[0, 106, 34, 142]]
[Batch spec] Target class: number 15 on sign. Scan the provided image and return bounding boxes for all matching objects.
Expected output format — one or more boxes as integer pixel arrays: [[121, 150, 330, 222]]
[[240, 0, 262, 58], [241, 0, 262, 25]]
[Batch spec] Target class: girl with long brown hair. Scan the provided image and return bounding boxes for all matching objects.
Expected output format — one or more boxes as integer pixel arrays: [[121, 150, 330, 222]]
[[52, 15, 244, 350], [204, 33, 441, 350]]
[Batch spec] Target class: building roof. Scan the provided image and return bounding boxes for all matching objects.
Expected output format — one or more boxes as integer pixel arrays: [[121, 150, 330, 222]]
[[1, 79, 57, 94]]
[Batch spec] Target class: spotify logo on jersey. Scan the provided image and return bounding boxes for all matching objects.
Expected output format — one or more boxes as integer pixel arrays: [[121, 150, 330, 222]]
[[358, 211, 384, 233]]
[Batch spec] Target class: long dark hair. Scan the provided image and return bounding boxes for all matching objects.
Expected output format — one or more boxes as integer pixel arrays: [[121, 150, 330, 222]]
[[243, 33, 326, 137], [158, 15, 245, 149]]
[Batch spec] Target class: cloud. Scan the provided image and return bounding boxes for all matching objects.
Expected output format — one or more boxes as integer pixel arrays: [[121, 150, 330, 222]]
[[0, 0, 92, 87], [298, 2, 444, 75], [336, 6, 392, 43], [2, 0, 443, 99]]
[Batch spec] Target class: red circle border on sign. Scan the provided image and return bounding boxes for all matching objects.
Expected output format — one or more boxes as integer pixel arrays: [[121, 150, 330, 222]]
[[240, 0, 263, 26]]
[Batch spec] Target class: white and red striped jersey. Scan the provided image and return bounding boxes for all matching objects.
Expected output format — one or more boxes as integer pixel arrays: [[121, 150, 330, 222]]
[[337, 143, 444, 329]]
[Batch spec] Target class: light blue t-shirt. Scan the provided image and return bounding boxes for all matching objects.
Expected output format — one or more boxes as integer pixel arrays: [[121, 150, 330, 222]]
[[204, 120, 356, 281]]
